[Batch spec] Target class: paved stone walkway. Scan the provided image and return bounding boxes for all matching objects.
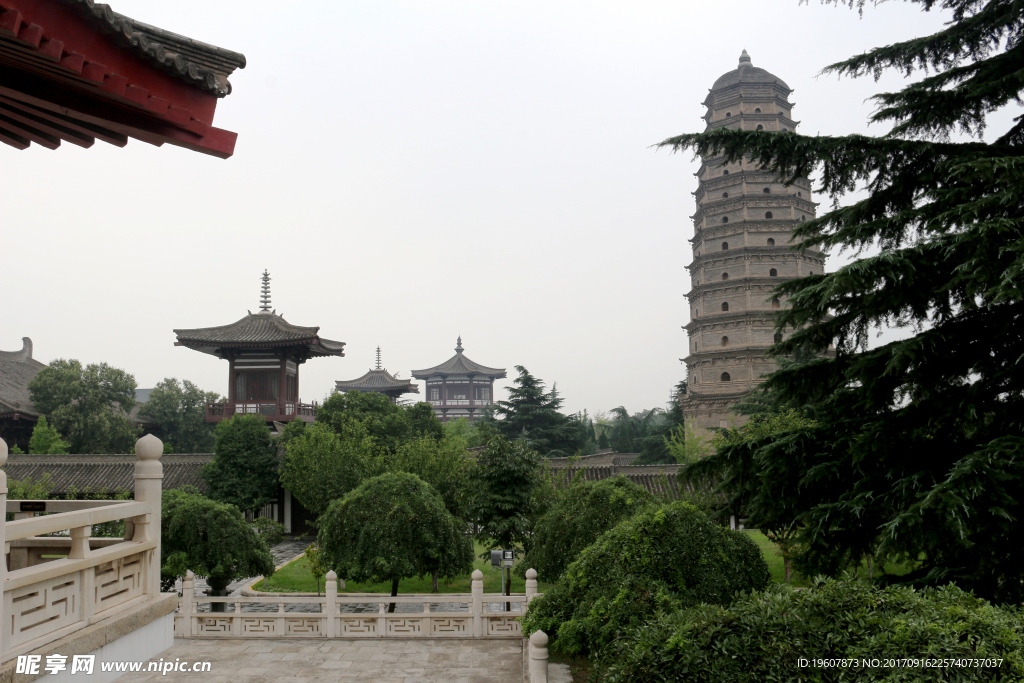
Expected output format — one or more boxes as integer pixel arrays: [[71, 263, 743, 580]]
[[117, 638, 525, 683]]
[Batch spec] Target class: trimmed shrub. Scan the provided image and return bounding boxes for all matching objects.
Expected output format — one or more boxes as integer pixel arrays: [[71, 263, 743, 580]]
[[603, 578, 1024, 682], [522, 501, 770, 659], [524, 476, 656, 582]]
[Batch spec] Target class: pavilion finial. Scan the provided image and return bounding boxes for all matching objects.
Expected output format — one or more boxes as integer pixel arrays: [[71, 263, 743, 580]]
[[375, 346, 382, 370], [456, 336, 463, 353], [739, 49, 751, 67], [259, 270, 271, 312]]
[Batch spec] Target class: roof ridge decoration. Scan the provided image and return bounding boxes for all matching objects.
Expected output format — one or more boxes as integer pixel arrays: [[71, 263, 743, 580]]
[[64, 0, 246, 96], [260, 270, 272, 312], [0, 337, 34, 363]]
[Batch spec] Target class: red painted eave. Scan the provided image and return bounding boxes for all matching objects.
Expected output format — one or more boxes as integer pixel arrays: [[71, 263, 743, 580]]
[[0, 0, 242, 156]]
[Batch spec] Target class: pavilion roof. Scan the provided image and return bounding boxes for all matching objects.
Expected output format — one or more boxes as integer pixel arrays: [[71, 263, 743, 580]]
[[174, 311, 346, 358], [411, 337, 506, 379], [335, 368, 419, 394], [0, 0, 245, 156]]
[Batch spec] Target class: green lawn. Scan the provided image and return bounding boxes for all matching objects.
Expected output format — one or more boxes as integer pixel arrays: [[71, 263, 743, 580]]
[[255, 541, 555, 595]]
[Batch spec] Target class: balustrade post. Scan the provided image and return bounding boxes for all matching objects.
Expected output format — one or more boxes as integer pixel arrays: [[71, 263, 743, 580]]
[[325, 570, 337, 638], [471, 569, 483, 637], [0, 437, 8, 657], [529, 630, 549, 683], [134, 434, 164, 596], [524, 568, 538, 618], [181, 571, 195, 637]]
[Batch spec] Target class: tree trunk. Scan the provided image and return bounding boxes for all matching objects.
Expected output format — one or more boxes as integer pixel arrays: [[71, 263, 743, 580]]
[[432, 572, 439, 593], [388, 578, 399, 613], [867, 556, 874, 580], [784, 557, 792, 584], [505, 567, 511, 612]]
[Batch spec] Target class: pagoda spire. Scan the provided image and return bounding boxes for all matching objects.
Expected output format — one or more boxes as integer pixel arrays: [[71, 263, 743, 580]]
[[739, 49, 751, 66], [375, 346, 382, 370], [259, 270, 271, 312], [455, 336, 463, 353]]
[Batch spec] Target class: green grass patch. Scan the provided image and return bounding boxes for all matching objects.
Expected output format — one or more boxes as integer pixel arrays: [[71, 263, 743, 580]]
[[256, 541, 555, 595]]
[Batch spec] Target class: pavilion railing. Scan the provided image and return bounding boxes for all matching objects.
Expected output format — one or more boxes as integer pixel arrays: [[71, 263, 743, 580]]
[[0, 435, 165, 663], [175, 569, 541, 639], [205, 401, 317, 419]]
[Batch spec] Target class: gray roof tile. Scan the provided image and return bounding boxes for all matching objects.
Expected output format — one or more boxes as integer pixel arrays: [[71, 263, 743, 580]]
[[3, 454, 213, 495]]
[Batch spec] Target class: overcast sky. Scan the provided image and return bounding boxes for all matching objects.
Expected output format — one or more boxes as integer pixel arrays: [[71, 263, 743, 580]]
[[1, 0, 991, 416]]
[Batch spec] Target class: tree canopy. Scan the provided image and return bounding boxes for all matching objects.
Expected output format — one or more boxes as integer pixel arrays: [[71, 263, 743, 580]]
[[161, 487, 275, 591], [472, 434, 542, 553], [28, 359, 140, 453], [201, 414, 280, 513], [669, 0, 1024, 603], [27, 416, 69, 455], [317, 472, 473, 605], [314, 391, 442, 454], [486, 366, 588, 457], [138, 378, 219, 453]]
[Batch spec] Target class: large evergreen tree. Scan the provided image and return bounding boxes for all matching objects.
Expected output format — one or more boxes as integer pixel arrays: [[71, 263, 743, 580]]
[[487, 366, 585, 456], [670, 0, 1024, 602]]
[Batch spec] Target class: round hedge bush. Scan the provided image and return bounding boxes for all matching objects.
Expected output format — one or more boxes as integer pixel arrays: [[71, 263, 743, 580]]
[[525, 476, 656, 581], [602, 578, 1024, 682], [522, 501, 770, 659]]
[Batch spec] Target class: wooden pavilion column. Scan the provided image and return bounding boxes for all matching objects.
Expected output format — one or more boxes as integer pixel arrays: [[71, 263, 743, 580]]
[[277, 350, 287, 417]]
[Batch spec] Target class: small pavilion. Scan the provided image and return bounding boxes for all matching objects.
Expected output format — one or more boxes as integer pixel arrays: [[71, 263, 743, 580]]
[[0, 0, 244, 156], [411, 337, 505, 423], [173, 271, 345, 424], [335, 347, 419, 404]]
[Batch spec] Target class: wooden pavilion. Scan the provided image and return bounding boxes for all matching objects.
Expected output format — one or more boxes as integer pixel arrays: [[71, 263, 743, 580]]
[[0, 0, 244, 156], [411, 337, 505, 423], [335, 347, 419, 404], [173, 272, 346, 424]]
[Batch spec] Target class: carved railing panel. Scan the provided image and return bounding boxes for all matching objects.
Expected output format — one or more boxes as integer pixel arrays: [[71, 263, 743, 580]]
[[93, 553, 144, 615], [5, 571, 82, 649]]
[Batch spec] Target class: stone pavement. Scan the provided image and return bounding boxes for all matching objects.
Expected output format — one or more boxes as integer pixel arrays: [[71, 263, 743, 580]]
[[116, 638, 525, 683]]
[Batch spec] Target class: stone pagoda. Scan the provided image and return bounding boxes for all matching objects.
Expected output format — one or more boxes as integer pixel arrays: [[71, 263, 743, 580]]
[[174, 271, 346, 424], [335, 347, 419, 404], [681, 51, 826, 430], [411, 337, 506, 423]]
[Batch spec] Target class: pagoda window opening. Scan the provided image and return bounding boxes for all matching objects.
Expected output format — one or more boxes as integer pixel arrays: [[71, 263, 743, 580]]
[[801, 215, 806, 221], [763, 187, 770, 193], [721, 372, 731, 382], [756, 124, 764, 130], [722, 272, 729, 280], [771, 298, 781, 309], [723, 169, 729, 175], [725, 112, 732, 117], [774, 332, 783, 344], [721, 336, 729, 346], [770, 268, 778, 277], [722, 192, 729, 198], [722, 242, 729, 250], [765, 211, 773, 219], [722, 302, 729, 311], [754, 107, 762, 113], [722, 216, 729, 223], [767, 238, 775, 246], [798, 192, 802, 197]]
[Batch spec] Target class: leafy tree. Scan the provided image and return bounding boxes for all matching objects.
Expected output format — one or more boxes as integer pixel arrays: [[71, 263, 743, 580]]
[[665, 0, 1024, 603], [597, 431, 609, 449], [390, 435, 477, 521], [138, 378, 219, 453], [525, 477, 656, 582], [486, 366, 585, 457], [304, 542, 327, 596], [201, 414, 280, 513], [6, 473, 54, 501], [472, 435, 542, 596], [279, 421, 385, 518], [28, 359, 140, 453], [161, 487, 275, 593], [27, 416, 69, 454], [318, 472, 473, 610], [315, 391, 442, 454]]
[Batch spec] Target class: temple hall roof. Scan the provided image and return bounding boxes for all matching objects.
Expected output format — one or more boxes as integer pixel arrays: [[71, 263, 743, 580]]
[[2, 453, 213, 494], [0, 338, 45, 418], [411, 337, 506, 379], [710, 50, 790, 92]]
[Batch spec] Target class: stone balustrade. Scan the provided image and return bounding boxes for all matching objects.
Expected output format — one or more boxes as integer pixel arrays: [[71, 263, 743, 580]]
[[0, 434, 166, 664]]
